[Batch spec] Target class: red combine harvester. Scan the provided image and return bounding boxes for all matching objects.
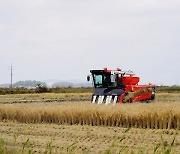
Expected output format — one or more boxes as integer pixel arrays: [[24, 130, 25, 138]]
[[87, 68, 155, 105]]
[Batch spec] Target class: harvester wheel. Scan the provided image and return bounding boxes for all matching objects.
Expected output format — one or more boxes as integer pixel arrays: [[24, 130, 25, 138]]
[[122, 98, 132, 103], [122, 99, 126, 103], [151, 92, 155, 100], [146, 100, 149, 103]]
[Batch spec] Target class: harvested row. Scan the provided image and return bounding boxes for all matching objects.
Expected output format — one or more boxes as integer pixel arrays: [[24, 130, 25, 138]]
[[0, 102, 179, 129]]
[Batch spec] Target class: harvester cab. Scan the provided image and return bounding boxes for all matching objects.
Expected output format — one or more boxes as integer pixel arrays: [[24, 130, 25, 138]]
[[87, 68, 155, 105]]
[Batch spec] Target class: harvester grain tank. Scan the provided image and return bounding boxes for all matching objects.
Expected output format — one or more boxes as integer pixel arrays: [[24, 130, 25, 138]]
[[87, 68, 155, 105]]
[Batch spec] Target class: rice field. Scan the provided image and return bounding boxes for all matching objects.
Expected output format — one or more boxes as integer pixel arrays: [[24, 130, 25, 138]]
[[0, 92, 179, 153], [0, 93, 180, 129], [0, 122, 179, 154], [0, 102, 179, 130]]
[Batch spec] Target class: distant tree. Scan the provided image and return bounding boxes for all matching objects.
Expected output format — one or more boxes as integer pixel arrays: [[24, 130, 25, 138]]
[[35, 84, 48, 93]]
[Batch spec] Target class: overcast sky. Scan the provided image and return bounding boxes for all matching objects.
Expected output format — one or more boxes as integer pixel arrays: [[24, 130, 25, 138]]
[[0, 0, 180, 85]]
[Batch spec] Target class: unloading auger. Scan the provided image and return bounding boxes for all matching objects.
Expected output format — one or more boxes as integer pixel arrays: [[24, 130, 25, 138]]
[[87, 68, 155, 105]]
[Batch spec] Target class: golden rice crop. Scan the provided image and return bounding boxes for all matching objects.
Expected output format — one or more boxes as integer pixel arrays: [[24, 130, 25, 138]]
[[0, 102, 179, 129]]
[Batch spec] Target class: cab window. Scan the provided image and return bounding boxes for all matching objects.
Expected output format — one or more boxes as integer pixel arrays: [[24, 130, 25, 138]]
[[94, 75, 103, 87]]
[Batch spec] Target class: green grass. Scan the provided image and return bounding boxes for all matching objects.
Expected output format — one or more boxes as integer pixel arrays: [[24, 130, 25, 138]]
[[0, 134, 177, 154]]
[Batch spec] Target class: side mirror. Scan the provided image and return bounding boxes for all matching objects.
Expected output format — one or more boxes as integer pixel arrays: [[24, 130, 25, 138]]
[[87, 75, 90, 81]]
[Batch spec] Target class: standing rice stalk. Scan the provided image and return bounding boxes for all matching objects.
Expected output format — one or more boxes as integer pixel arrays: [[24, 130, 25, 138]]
[[0, 102, 179, 129]]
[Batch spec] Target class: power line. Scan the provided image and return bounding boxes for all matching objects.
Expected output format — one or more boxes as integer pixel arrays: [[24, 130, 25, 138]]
[[10, 64, 13, 88]]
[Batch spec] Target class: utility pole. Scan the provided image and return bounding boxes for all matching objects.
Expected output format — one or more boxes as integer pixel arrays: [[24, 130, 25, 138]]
[[10, 64, 13, 88]]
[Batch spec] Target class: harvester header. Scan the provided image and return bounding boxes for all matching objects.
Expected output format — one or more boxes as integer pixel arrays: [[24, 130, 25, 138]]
[[87, 68, 155, 105]]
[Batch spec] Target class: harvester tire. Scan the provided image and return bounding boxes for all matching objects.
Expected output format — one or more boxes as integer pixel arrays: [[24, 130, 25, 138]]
[[122, 99, 126, 103], [146, 100, 149, 103], [122, 98, 132, 103], [151, 93, 155, 100]]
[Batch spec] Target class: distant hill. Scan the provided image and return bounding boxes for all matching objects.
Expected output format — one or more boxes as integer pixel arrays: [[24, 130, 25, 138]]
[[0, 84, 10, 88], [13, 80, 46, 88], [74, 82, 92, 87], [42, 79, 63, 87], [43, 79, 92, 88], [51, 81, 92, 88], [0, 79, 92, 88], [52, 82, 74, 88]]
